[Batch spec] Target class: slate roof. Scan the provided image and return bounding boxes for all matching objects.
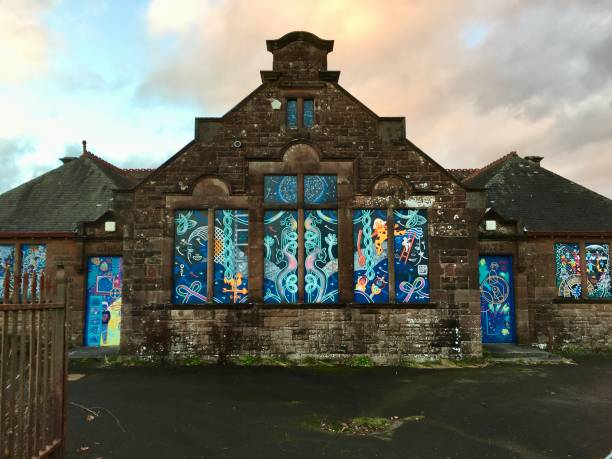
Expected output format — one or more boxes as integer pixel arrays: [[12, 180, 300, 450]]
[[464, 154, 612, 232], [0, 153, 140, 234]]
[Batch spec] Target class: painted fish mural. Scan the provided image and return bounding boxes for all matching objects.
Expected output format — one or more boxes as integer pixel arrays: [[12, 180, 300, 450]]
[[353, 209, 389, 303], [173, 210, 208, 304], [264, 210, 299, 303]]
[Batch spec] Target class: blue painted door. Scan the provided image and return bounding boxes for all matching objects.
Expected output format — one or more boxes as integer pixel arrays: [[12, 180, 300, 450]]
[[479, 255, 516, 343], [84, 257, 123, 347]]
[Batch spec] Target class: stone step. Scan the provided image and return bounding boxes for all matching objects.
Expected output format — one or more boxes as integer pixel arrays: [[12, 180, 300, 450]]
[[483, 344, 561, 360]]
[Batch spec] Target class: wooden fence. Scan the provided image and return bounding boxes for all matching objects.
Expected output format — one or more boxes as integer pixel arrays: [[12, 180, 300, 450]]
[[0, 267, 66, 459]]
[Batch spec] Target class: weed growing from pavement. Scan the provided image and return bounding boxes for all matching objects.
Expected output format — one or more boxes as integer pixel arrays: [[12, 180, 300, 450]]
[[313, 414, 425, 438]]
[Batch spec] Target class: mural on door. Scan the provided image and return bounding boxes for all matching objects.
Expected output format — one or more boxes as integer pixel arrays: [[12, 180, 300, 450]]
[[479, 255, 515, 343], [85, 256, 123, 347]]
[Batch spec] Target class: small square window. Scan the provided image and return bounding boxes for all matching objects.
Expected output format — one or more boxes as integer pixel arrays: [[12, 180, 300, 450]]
[[304, 175, 337, 205], [264, 176, 297, 204], [303, 99, 314, 128], [485, 220, 497, 231], [286, 99, 297, 128]]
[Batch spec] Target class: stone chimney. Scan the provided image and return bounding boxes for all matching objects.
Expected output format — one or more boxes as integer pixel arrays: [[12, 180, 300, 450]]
[[524, 155, 544, 166], [263, 31, 336, 83]]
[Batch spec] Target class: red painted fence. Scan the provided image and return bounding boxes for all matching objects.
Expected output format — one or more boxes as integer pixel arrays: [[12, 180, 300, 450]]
[[0, 267, 67, 458]]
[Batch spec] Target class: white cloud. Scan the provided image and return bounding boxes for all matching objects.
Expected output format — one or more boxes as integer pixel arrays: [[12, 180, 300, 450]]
[[0, 0, 60, 84]]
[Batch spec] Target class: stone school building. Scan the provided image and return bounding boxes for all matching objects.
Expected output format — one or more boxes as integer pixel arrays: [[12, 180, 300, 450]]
[[1, 32, 611, 361]]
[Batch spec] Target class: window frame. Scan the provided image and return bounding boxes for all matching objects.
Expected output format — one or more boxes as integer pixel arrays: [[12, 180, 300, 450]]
[[284, 97, 315, 129], [263, 173, 338, 303], [552, 239, 612, 300], [172, 206, 250, 305], [351, 206, 430, 305]]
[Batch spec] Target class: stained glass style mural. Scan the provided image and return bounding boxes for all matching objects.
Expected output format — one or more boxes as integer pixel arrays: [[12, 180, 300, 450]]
[[479, 255, 515, 343], [304, 175, 337, 205], [286, 99, 297, 128], [264, 175, 297, 204], [173, 210, 208, 304], [586, 243, 611, 298], [304, 210, 338, 303], [21, 244, 46, 301], [394, 209, 430, 303], [213, 210, 249, 304], [264, 210, 298, 303], [353, 209, 389, 303], [303, 99, 314, 128], [0, 245, 15, 301], [554, 243, 582, 298], [85, 257, 123, 347]]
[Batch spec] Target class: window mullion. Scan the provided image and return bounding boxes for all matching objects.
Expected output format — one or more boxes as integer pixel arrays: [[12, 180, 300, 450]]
[[387, 207, 395, 304], [207, 207, 215, 303], [297, 173, 305, 302]]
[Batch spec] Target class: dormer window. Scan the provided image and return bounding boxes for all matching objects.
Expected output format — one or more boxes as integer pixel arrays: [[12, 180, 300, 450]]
[[285, 97, 315, 129]]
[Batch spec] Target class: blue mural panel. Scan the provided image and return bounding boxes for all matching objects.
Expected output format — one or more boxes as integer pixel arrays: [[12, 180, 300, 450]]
[[586, 243, 611, 298], [286, 99, 297, 128], [173, 210, 208, 304], [353, 209, 389, 303], [85, 257, 123, 347], [0, 245, 15, 301], [21, 244, 46, 301], [393, 209, 430, 303], [303, 99, 314, 128], [213, 210, 249, 304], [304, 175, 337, 205], [554, 243, 582, 299], [479, 255, 515, 343], [304, 210, 338, 303], [264, 175, 297, 204], [264, 210, 298, 304]]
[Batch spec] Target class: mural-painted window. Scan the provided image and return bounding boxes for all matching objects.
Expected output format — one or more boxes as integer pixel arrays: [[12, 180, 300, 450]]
[[554, 243, 582, 299], [213, 210, 249, 304], [303, 99, 314, 128], [353, 209, 389, 303], [586, 243, 611, 298], [304, 175, 337, 205], [173, 210, 209, 304], [304, 210, 338, 303], [353, 209, 430, 304], [264, 175, 297, 204], [21, 244, 46, 301], [0, 245, 15, 301], [264, 174, 338, 303], [394, 209, 430, 303], [264, 210, 298, 304], [286, 99, 298, 128], [85, 256, 123, 347]]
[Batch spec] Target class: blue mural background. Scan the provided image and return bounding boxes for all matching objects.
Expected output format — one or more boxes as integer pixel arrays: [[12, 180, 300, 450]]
[[353, 209, 389, 303], [21, 244, 46, 301], [394, 209, 430, 303], [264, 210, 298, 303], [304, 210, 338, 303], [264, 176, 297, 204], [304, 175, 337, 205], [85, 256, 122, 347], [213, 210, 249, 304], [554, 243, 582, 298], [479, 255, 515, 343], [586, 243, 611, 298], [0, 245, 15, 301], [173, 210, 208, 304]]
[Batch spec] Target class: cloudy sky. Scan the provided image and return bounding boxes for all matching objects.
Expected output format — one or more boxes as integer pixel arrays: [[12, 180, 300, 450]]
[[1, 0, 611, 197]]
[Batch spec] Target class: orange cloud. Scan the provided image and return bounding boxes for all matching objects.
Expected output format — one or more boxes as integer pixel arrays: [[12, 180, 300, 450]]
[[140, 0, 612, 197]]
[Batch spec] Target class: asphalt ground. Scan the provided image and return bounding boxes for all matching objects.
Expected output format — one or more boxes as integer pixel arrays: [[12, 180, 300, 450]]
[[67, 356, 612, 459]]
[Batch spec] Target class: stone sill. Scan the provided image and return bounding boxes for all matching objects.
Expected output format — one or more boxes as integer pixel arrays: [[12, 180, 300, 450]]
[[552, 298, 612, 304], [151, 302, 438, 311]]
